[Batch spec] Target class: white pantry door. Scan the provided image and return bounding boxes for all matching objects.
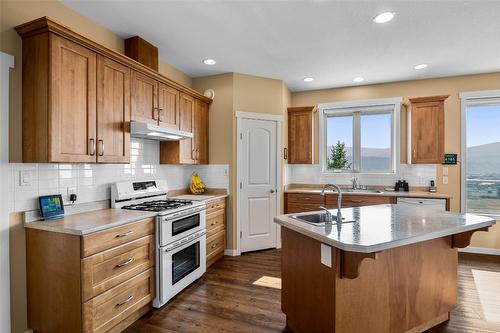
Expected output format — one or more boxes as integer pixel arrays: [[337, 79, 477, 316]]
[[240, 118, 278, 252]]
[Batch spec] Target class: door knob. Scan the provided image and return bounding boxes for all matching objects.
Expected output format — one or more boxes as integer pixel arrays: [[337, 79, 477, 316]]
[[270, 189, 275, 193]]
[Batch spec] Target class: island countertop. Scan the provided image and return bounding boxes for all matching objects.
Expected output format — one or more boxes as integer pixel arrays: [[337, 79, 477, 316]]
[[274, 204, 495, 253]]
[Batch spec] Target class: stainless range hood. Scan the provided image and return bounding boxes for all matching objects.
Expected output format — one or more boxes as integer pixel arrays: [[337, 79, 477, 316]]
[[131, 121, 193, 141]]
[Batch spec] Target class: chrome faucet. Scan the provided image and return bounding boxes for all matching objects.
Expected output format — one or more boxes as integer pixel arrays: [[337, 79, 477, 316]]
[[351, 177, 358, 190], [318, 206, 333, 223], [321, 184, 343, 224]]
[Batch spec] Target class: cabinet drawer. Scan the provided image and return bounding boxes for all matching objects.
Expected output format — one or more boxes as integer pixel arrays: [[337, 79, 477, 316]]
[[206, 209, 225, 237], [82, 235, 155, 302], [206, 198, 226, 214], [286, 193, 324, 204], [286, 203, 323, 214], [82, 218, 154, 257], [83, 268, 154, 333], [206, 229, 225, 257], [327, 195, 393, 208], [397, 197, 446, 211]]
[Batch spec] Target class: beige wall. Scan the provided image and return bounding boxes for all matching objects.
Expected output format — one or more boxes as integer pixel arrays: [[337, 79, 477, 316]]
[[193, 73, 290, 249], [0, 0, 192, 162], [292, 72, 500, 249]]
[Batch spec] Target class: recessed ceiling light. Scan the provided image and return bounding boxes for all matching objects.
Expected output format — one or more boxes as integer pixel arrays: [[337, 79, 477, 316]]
[[414, 63, 428, 70], [353, 77, 364, 83], [202, 58, 216, 65], [373, 12, 395, 24], [303, 77, 314, 82]]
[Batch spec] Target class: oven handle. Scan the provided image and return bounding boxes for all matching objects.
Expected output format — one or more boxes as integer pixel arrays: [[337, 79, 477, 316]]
[[162, 205, 206, 221], [164, 230, 206, 253]]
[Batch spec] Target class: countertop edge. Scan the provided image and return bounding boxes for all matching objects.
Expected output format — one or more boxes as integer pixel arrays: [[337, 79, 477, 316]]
[[274, 215, 496, 253], [24, 211, 157, 235]]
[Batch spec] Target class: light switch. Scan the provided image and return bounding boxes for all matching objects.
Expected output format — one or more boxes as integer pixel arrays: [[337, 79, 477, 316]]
[[443, 176, 449, 185], [320, 243, 332, 268], [443, 167, 449, 176], [19, 170, 33, 186]]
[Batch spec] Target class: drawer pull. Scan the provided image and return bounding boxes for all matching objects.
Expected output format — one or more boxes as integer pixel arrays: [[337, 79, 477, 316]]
[[115, 258, 134, 268], [210, 222, 215, 226], [116, 295, 134, 307], [116, 230, 134, 238], [350, 199, 363, 203], [211, 243, 218, 249]]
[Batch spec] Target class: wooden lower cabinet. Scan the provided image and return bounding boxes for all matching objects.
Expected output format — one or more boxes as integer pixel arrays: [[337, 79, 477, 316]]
[[205, 197, 227, 267], [285, 193, 324, 213], [26, 218, 155, 333], [326, 194, 395, 208]]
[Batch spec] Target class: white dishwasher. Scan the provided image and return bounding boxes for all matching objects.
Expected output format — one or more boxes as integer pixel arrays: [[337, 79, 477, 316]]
[[397, 197, 447, 211]]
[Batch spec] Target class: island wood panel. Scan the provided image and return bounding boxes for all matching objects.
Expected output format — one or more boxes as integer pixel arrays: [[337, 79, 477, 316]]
[[26, 229, 83, 333], [96, 55, 130, 163], [281, 228, 336, 333], [335, 237, 457, 333], [50, 34, 97, 163]]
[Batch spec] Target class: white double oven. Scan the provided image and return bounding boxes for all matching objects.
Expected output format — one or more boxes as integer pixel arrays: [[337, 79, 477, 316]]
[[111, 180, 206, 308]]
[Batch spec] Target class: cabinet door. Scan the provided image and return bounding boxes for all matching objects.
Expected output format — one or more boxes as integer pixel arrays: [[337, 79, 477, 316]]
[[158, 83, 180, 129], [411, 101, 444, 163], [288, 110, 313, 164], [194, 99, 209, 164], [50, 35, 97, 163], [179, 94, 196, 164], [130, 71, 158, 125], [96, 55, 131, 163]]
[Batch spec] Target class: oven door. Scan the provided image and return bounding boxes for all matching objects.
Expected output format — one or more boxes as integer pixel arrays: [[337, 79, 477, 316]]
[[160, 208, 206, 246], [155, 231, 206, 308]]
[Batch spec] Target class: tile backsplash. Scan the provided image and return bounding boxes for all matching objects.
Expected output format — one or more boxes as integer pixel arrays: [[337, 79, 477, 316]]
[[284, 164, 436, 188], [10, 138, 229, 213]]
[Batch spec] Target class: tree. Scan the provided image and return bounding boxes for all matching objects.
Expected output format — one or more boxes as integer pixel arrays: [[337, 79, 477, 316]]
[[328, 141, 351, 169]]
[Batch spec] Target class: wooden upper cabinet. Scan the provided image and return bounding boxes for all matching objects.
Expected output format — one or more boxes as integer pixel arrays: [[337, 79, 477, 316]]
[[160, 95, 209, 165], [179, 94, 196, 164], [409, 95, 449, 164], [288, 106, 316, 164], [131, 71, 158, 125], [195, 100, 209, 164], [96, 55, 131, 163], [158, 83, 180, 129]]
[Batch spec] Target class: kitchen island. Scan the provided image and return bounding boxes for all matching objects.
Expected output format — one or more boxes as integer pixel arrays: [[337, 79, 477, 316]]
[[274, 204, 496, 333]]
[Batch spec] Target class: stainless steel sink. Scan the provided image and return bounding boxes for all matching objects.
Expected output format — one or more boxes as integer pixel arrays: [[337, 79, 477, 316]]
[[343, 189, 383, 194], [291, 212, 355, 226]]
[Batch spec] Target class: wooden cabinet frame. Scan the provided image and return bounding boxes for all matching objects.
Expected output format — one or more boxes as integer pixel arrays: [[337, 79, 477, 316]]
[[287, 106, 316, 164]]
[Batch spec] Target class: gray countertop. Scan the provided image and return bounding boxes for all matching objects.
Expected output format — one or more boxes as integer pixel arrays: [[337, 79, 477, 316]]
[[24, 209, 157, 235], [274, 204, 495, 253]]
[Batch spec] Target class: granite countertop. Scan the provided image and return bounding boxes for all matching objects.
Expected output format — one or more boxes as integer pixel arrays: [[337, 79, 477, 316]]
[[274, 205, 495, 253], [24, 209, 157, 235], [285, 187, 451, 199]]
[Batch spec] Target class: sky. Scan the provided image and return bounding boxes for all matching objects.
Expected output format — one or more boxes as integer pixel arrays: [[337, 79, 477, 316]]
[[467, 104, 500, 147], [327, 113, 391, 149]]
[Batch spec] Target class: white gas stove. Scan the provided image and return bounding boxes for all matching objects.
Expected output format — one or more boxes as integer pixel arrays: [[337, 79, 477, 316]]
[[111, 180, 206, 308]]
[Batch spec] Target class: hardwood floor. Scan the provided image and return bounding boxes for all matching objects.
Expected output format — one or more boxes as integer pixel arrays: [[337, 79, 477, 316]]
[[126, 250, 500, 333]]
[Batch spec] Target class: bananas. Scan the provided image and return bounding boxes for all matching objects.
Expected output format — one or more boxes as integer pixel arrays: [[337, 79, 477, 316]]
[[189, 172, 206, 194]]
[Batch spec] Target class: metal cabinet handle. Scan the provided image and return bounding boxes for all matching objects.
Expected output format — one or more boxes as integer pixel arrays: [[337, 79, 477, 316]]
[[196, 148, 200, 160], [98, 140, 104, 156], [115, 258, 134, 268], [116, 295, 134, 307], [211, 243, 217, 249], [89, 139, 96, 156], [158, 108, 164, 121], [116, 230, 133, 238], [153, 107, 158, 120]]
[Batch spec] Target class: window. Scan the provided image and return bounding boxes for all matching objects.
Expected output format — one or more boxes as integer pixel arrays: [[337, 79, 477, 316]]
[[461, 90, 500, 215], [319, 98, 400, 173]]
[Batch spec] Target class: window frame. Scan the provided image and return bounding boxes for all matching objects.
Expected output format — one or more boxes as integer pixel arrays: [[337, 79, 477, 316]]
[[460, 89, 500, 216], [318, 97, 402, 175]]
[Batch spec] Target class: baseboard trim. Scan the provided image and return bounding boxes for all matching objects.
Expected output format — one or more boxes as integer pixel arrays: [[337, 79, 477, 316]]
[[224, 249, 240, 256], [458, 247, 500, 256]]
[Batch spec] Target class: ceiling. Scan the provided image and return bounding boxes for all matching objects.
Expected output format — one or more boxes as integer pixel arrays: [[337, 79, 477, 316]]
[[61, 0, 500, 92]]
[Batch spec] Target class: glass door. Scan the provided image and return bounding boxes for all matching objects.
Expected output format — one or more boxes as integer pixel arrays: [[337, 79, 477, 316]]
[[172, 241, 200, 284], [172, 214, 200, 236]]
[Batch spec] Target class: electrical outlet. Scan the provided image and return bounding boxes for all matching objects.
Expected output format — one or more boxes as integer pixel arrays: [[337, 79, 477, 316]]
[[443, 176, 448, 185], [19, 170, 33, 186], [443, 167, 449, 176], [67, 187, 77, 197]]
